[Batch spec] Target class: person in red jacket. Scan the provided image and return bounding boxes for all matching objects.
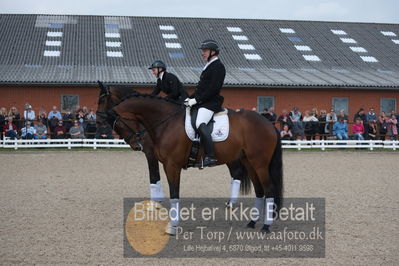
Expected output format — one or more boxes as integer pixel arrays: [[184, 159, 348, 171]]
[[3, 117, 18, 139], [352, 118, 365, 140]]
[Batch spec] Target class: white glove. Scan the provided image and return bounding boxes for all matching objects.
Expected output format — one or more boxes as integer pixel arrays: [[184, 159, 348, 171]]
[[184, 98, 197, 107]]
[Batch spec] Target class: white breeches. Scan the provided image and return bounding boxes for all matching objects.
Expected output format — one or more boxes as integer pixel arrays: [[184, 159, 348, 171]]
[[196, 107, 214, 128]]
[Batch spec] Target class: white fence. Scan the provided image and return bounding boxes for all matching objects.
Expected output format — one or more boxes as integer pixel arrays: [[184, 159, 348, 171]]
[[1, 138, 398, 151]]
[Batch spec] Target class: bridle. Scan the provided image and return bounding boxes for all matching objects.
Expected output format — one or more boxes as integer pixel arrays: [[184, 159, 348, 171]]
[[97, 90, 182, 151]]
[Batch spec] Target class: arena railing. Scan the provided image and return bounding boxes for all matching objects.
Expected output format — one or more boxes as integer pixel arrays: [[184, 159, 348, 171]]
[[1, 138, 398, 151]]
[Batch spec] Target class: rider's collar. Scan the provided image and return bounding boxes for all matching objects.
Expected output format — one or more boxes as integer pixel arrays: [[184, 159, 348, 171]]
[[203, 57, 219, 71]]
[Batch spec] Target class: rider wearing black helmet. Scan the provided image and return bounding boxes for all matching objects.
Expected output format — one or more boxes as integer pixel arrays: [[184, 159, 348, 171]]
[[184, 39, 226, 168], [148, 60, 188, 103]]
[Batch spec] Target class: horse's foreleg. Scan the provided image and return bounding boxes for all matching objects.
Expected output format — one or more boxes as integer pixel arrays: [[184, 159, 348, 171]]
[[163, 162, 182, 235], [144, 150, 164, 202]]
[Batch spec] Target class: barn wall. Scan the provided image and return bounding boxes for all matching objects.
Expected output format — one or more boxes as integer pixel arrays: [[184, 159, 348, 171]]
[[1, 85, 398, 121]]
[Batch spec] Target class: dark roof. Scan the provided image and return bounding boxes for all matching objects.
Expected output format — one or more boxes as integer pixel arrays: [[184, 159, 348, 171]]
[[0, 14, 399, 88]]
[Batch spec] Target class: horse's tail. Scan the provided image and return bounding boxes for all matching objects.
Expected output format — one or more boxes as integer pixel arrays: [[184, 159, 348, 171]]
[[239, 160, 251, 195], [269, 128, 284, 214]]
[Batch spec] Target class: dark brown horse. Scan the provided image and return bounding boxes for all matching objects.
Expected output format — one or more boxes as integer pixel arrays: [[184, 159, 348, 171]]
[[103, 88, 283, 234], [95, 83, 251, 204]]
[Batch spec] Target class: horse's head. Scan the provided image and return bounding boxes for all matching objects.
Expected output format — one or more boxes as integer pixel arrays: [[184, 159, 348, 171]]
[[112, 108, 144, 151]]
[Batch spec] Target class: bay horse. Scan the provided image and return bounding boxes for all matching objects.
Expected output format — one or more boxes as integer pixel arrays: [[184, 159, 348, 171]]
[[95, 83, 251, 204], [105, 88, 283, 234]]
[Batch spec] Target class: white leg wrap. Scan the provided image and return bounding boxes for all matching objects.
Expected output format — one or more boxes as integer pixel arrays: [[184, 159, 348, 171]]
[[170, 199, 180, 227], [150, 181, 164, 202], [230, 179, 241, 204], [253, 197, 265, 222], [264, 197, 274, 226]]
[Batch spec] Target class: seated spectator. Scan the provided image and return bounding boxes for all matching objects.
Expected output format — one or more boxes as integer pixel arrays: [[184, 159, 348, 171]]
[[378, 112, 388, 140], [62, 109, 74, 132], [0, 107, 7, 137], [289, 107, 304, 140], [312, 107, 319, 119], [53, 120, 66, 139], [366, 107, 377, 123], [277, 109, 292, 129], [23, 104, 36, 124], [280, 124, 294, 141], [303, 110, 319, 140], [76, 109, 86, 127], [34, 119, 48, 139], [8, 106, 21, 130], [47, 106, 62, 121], [353, 108, 366, 123], [21, 121, 35, 139], [333, 118, 348, 140], [3, 117, 18, 139], [326, 108, 337, 134], [261, 107, 277, 123], [336, 109, 348, 123], [352, 118, 365, 140], [48, 116, 59, 136], [95, 124, 114, 139], [318, 109, 327, 140], [387, 115, 398, 140], [37, 109, 48, 126], [367, 121, 377, 140], [85, 108, 97, 139], [69, 120, 85, 139]]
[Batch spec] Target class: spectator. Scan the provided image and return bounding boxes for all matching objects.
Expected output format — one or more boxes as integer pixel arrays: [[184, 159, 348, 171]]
[[378, 112, 388, 140], [333, 118, 348, 140], [262, 107, 277, 123], [0, 107, 7, 137], [8, 106, 21, 130], [318, 109, 328, 140], [37, 109, 48, 126], [303, 110, 319, 140], [277, 109, 292, 129], [62, 109, 74, 132], [289, 107, 304, 140], [326, 108, 337, 134], [69, 120, 85, 139], [82, 106, 89, 116], [367, 121, 377, 140], [336, 109, 348, 123], [280, 124, 294, 141], [353, 108, 366, 123], [34, 119, 48, 139], [352, 118, 365, 140], [48, 115, 59, 136], [312, 107, 319, 119], [21, 121, 35, 139], [95, 124, 114, 139], [3, 117, 18, 139], [366, 107, 377, 122], [76, 109, 86, 126], [85, 108, 97, 139], [387, 115, 398, 140], [23, 104, 35, 124], [47, 106, 62, 121], [53, 120, 66, 139]]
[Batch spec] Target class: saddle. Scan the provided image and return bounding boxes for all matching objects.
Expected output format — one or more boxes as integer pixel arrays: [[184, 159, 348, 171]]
[[184, 107, 229, 169]]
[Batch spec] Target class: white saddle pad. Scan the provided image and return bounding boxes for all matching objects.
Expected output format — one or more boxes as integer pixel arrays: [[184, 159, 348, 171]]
[[185, 107, 229, 142]]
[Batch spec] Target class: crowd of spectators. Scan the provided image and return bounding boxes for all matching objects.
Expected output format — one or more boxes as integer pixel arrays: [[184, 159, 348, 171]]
[[0, 104, 113, 140], [259, 106, 398, 141]]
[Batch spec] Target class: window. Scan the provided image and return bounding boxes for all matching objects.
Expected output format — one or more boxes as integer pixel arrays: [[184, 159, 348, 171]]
[[381, 98, 396, 114], [61, 94, 79, 112], [332, 97, 349, 115], [288, 36, 302, 42], [257, 96, 274, 113]]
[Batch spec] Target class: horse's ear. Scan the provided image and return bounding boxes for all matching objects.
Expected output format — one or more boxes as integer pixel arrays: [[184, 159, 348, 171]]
[[98, 81, 109, 95]]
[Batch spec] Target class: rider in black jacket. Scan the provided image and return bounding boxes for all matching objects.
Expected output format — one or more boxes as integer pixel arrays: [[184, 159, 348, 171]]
[[184, 40, 226, 168], [149, 60, 188, 103]]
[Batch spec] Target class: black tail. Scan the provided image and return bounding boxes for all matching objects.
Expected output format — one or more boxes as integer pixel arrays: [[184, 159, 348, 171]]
[[269, 129, 284, 214], [239, 161, 251, 195]]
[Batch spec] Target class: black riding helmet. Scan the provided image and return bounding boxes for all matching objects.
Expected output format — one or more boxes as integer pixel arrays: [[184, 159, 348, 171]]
[[198, 39, 219, 61], [148, 60, 166, 70]]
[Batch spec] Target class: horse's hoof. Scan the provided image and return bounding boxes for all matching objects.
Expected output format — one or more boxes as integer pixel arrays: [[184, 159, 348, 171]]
[[165, 223, 177, 235], [247, 220, 256, 229], [260, 224, 271, 233]]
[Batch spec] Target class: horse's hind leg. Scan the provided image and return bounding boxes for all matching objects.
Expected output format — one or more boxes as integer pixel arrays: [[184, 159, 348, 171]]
[[226, 161, 243, 207], [240, 158, 265, 229]]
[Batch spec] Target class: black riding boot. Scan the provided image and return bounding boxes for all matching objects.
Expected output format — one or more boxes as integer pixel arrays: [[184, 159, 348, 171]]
[[198, 123, 217, 167]]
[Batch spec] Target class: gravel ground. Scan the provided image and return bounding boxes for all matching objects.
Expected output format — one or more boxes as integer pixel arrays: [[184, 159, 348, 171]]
[[0, 150, 398, 265]]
